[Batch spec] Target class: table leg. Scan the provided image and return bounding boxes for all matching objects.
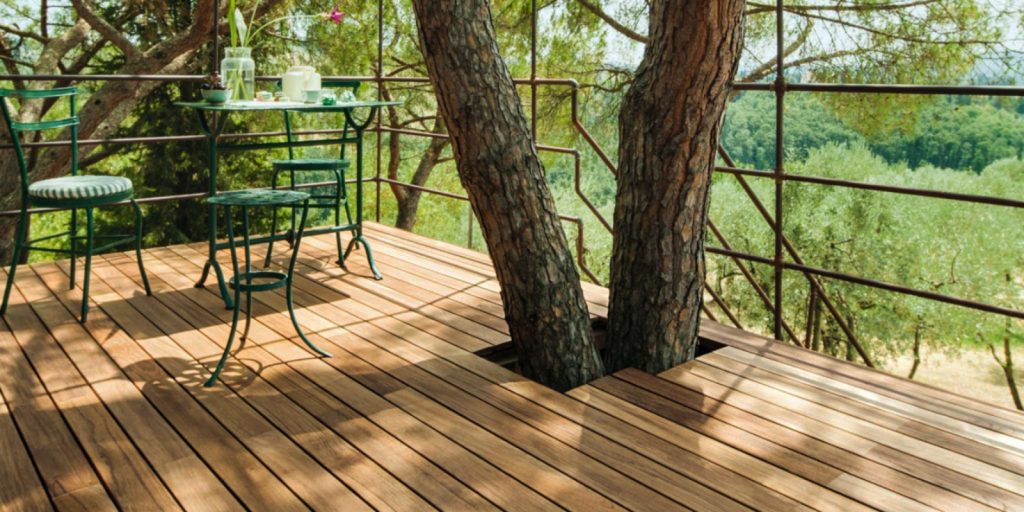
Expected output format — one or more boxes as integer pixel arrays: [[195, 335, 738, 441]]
[[343, 117, 383, 280], [195, 110, 234, 308]]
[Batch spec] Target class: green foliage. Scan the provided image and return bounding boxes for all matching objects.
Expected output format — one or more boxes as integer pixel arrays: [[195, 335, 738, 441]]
[[870, 99, 1024, 172], [722, 93, 866, 170], [710, 142, 1024, 363], [722, 92, 1024, 174]]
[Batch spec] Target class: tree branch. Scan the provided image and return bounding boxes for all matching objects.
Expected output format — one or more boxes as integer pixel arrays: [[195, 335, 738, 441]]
[[70, 0, 142, 60], [794, 9, 1001, 46], [742, 19, 814, 82], [0, 23, 46, 42], [574, 0, 649, 44], [0, 37, 25, 90]]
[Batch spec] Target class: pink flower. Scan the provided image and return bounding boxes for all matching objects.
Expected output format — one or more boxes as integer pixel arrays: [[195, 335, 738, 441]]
[[325, 7, 346, 24]]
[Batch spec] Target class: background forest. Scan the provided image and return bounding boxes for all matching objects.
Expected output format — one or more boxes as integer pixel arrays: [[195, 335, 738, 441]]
[[2, 0, 1023, 406]]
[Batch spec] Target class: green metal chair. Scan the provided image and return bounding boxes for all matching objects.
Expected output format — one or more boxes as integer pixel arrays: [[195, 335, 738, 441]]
[[0, 87, 151, 323], [264, 79, 359, 268], [205, 189, 331, 386]]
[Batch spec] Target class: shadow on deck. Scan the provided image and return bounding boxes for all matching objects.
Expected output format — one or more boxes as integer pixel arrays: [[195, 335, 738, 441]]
[[0, 222, 1021, 511]]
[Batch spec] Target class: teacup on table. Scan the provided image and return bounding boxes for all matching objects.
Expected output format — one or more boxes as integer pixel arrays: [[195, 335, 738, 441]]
[[303, 90, 321, 104]]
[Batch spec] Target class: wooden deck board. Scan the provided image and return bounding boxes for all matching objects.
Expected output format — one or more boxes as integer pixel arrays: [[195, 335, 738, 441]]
[[5, 278, 184, 511], [12, 271, 242, 512], [0, 385, 53, 512], [610, 367, 995, 512], [106, 249, 493, 511], [0, 221, 1020, 511], [702, 349, 1024, 474]]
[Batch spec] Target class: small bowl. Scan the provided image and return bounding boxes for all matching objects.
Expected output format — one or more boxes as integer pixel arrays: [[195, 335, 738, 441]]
[[201, 88, 232, 104], [303, 89, 321, 104]]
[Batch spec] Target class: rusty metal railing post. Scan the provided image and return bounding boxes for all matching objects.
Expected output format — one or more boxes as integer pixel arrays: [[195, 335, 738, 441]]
[[375, 0, 384, 223], [772, 0, 786, 342], [531, 0, 538, 141]]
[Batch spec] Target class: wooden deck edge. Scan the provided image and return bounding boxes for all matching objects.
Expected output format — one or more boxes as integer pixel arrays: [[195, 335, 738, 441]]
[[698, 319, 1024, 418]]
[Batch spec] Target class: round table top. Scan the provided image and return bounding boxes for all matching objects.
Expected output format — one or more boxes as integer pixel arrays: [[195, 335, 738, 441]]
[[207, 189, 309, 207]]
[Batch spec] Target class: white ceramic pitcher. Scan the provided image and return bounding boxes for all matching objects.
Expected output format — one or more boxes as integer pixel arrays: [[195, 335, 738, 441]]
[[282, 65, 315, 102]]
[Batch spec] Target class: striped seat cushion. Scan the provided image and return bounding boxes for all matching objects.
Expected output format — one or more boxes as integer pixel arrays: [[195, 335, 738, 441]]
[[29, 175, 133, 201]]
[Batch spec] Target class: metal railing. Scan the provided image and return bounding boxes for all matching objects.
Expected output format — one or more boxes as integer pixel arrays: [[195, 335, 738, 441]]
[[1, 0, 1021, 367]]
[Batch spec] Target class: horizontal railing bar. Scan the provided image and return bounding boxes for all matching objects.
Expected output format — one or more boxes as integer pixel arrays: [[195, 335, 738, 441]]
[[385, 126, 1024, 211], [0, 74, 577, 87], [706, 245, 1024, 319], [0, 74, 374, 82], [0, 178, 366, 217], [735, 82, 1024, 96], [713, 166, 1024, 209], [784, 172, 1024, 209], [0, 74, 210, 81], [377, 126, 582, 156], [377, 126, 448, 139], [6, 74, 1022, 96], [1, 128, 351, 150]]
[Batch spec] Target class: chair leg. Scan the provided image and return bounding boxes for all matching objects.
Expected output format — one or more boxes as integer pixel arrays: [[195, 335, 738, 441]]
[[69, 209, 77, 290], [0, 208, 28, 316], [205, 286, 242, 387], [80, 208, 94, 323], [239, 290, 253, 350], [207, 205, 241, 387], [132, 200, 152, 296], [333, 168, 345, 267], [264, 169, 280, 268]]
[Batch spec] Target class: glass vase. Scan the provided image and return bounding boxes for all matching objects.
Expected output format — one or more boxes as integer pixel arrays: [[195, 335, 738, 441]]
[[221, 47, 255, 101]]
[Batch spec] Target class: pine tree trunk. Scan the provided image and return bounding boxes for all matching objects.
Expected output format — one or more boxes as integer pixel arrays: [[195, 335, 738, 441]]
[[410, 0, 603, 390], [606, 0, 746, 373]]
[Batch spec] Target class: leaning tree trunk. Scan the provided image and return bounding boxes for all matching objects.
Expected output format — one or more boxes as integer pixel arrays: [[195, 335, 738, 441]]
[[410, 0, 603, 390], [606, 0, 746, 373]]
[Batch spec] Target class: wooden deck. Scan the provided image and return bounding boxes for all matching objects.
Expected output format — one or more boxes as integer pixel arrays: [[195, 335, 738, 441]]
[[1, 221, 1022, 511]]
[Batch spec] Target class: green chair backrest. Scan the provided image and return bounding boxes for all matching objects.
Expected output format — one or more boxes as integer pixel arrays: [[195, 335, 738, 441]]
[[0, 87, 80, 199], [278, 80, 360, 160]]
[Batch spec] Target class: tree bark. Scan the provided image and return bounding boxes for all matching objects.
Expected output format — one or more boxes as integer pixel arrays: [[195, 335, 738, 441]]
[[606, 0, 746, 373], [410, 0, 603, 390]]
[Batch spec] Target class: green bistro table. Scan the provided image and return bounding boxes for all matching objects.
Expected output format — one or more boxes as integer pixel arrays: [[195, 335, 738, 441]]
[[175, 99, 401, 308], [204, 189, 330, 386]]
